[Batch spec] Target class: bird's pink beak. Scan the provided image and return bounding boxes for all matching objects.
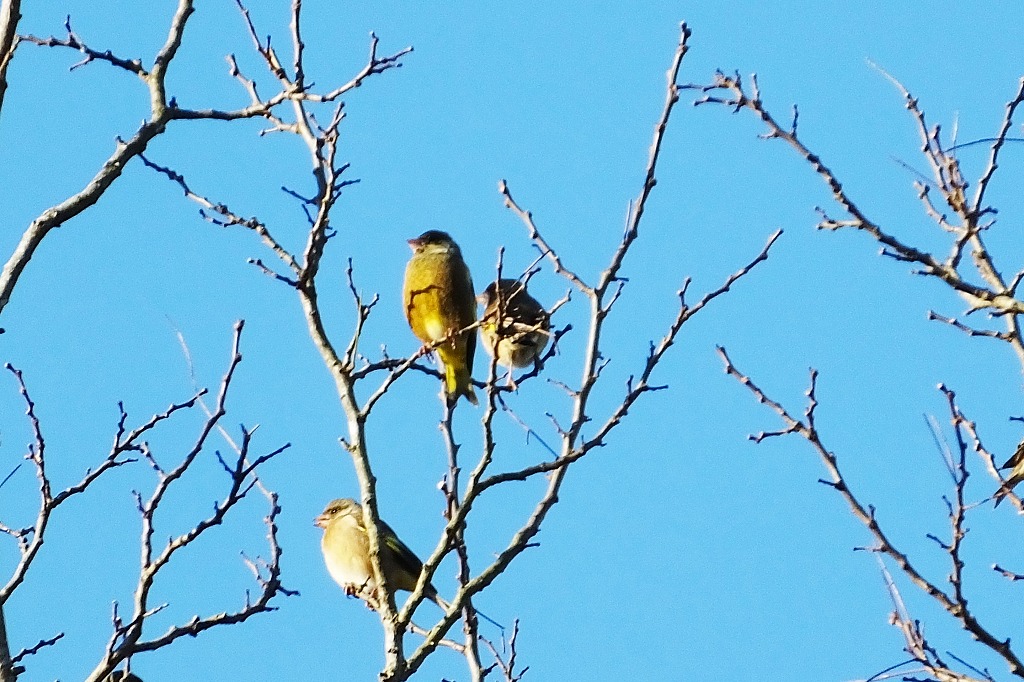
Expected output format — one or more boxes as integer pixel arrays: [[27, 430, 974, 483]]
[[407, 237, 422, 250], [314, 513, 329, 529]]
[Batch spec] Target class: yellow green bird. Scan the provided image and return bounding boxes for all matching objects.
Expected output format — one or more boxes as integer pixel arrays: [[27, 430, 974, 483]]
[[315, 498, 504, 629], [478, 279, 551, 373], [315, 498, 448, 608], [403, 230, 478, 405]]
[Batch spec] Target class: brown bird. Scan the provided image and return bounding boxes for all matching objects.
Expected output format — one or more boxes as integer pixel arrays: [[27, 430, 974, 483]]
[[315, 498, 448, 608], [403, 230, 478, 405], [478, 279, 550, 378], [315, 498, 503, 629]]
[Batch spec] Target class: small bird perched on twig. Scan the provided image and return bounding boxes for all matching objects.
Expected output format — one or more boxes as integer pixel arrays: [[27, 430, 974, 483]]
[[479, 279, 550, 384], [403, 230, 478, 405], [316, 498, 448, 608], [315, 498, 502, 629]]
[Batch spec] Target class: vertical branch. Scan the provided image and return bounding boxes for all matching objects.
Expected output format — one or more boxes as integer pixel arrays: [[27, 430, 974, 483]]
[[437, 404, 483, 681], [289, 0, 306, 87], [0, 605, 14, 682], [235, 3, 408, 671], [1, 363, 53, 603], [456, 548, 482, 682], [970, 76, 1024, 217], [227, 4, 415, 673], [441, 401, 461, 505], [602, 22, 690, 289], [0, 0, 20, 116], [293, 188, 405, 674], [395, 23, 709, 682], [147, 0, 195, 114]]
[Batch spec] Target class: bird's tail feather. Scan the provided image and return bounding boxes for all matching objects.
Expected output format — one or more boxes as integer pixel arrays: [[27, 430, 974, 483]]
[[995, 478, 1021, 507], [440, 350, 477, 405]]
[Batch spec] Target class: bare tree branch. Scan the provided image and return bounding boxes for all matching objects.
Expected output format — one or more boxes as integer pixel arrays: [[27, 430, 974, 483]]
[[137, 153, 301, 279], [0, 322, 294, 680], [20, 17, 147, 75], [881, 560, 990, 682], [399, 22, 751, 681], [0, 606, 13, 682], [0, 363, 144, 604], [82, 321, 294, 681], [971, 76, 1024, 216], [686, 70, 1024, 371], [0, 0, 22, 116], [10, 631, 64, 666], [1, 0, 410, 324], [717, 347, 1024, 678], [480, 620, 528, 682], [136, 16, 774, 681]]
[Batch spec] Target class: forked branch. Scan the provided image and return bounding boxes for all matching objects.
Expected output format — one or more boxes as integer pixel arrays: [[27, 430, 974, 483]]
[[718, 346, 1024, 678], [687, 70, 1024, 370]]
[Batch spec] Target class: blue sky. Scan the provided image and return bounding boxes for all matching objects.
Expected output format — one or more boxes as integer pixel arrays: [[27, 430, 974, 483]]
[[2, 1, 1024, 680]]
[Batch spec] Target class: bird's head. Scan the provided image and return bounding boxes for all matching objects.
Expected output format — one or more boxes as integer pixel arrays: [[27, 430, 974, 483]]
[[314, 498, 360, 529], [479, 278, 525, 306], [408, 230, 458, 255]]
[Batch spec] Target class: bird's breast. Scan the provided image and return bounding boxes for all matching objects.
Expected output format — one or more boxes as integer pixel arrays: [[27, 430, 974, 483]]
[[422, 316, 446, 342], [322, 524, 375, 590]]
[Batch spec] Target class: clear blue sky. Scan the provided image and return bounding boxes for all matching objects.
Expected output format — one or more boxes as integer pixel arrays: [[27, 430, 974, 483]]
[[2, 1, 1024, 680]]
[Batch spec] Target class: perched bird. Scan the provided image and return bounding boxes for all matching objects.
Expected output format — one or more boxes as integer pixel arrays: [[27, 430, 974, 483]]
[[316, 498, 504, 630], [403, 230, 478, 405], [995, 438, 1024, 506], [478, 279, 550, 376], [315, 498, 449, 609]]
